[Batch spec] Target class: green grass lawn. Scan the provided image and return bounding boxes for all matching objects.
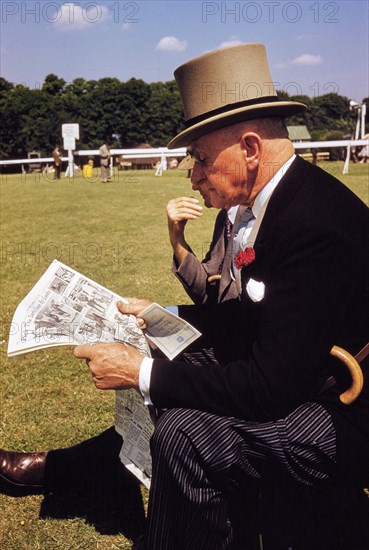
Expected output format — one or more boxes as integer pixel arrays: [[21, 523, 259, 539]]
[[0, 161, 368, 549]]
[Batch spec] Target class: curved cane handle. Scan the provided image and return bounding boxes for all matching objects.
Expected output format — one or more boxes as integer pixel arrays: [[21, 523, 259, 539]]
[[330, 345, 364, 405], [207, 274, 222, 283]]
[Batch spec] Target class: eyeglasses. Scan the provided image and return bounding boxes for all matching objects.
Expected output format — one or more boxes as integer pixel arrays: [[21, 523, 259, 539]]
[[187, 150, 208, 167]]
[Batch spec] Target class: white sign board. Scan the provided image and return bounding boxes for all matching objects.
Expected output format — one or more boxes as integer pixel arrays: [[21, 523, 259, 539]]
[[62, 123, 80, 140], [63, 136, 76, 151]]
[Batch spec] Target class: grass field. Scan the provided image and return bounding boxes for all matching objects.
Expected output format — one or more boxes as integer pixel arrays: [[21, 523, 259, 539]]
[[0, 161, 368, 549]]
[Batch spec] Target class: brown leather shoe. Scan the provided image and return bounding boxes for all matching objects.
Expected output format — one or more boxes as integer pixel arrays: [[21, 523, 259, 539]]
[[0, 449, 46, 488]]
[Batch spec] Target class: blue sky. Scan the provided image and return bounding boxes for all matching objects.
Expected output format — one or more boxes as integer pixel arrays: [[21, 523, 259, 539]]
[[1, 0, 368, 102]]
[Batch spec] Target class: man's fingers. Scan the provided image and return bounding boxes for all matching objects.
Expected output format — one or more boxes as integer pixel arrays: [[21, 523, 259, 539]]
[[74, 344, 94, 359], [75, 342, 142, 390], [118, 302, 133, 314], [172, 200, 202, 213], [167, 197, 203, 217], [137, 318, 147, 330], [167, 205, 203, 222], [117, 301, 141, 316], [176, 206, 203, 217], [117, 299, 151, 317], [168, 196, 200, 206]]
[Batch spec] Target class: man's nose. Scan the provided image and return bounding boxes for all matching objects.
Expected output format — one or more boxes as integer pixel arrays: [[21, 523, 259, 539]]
[[191, 162, 204, 189]]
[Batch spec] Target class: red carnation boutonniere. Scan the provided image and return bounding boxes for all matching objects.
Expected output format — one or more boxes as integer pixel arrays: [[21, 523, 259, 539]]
[[234, 247, 256, 270]]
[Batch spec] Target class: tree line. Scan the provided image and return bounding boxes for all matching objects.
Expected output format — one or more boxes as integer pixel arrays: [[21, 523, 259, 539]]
[[0, 73, 367, 159]]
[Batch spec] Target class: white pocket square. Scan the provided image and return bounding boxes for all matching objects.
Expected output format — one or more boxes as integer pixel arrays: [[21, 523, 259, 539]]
[[246, 278, 265, 302]]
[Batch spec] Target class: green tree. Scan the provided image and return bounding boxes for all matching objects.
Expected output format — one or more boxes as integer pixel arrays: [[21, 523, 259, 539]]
[[82, 77, 123, 146], [115, 78, 151, 146], [310, 93, 353, 134], [42, 74, 66, 96], [0, 78, 19, 158], [145, 81, 184, 146]]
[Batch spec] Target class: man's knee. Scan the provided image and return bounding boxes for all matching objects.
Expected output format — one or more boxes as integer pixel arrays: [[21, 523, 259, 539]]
[[151, 409, 192, 454], [151, 408, 214, 469]]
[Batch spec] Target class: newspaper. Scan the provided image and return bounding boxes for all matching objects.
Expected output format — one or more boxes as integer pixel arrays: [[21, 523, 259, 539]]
[[7, 259, 201, 488]]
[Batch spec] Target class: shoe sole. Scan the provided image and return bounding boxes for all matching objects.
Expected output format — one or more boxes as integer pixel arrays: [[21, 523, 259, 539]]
[[0, 471, 43, 489]]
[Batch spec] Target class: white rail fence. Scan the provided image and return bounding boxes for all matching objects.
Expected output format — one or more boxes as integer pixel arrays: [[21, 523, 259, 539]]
[[1, 141, 368, 175]]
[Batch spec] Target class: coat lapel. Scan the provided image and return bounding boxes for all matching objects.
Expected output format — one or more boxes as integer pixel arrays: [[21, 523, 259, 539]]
[[240, 156, 312, 299], [255, 156, 310, 246]]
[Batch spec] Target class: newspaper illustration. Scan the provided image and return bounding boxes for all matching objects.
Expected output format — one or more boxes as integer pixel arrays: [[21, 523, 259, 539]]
[[7, 259, 201, 488]]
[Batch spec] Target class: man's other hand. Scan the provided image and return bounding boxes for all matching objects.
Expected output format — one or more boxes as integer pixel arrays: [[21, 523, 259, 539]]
[[74, 342, 143, 390]]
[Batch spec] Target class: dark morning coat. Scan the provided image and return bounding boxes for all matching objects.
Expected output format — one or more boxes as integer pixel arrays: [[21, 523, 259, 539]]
[[153, 156, 369, 484]]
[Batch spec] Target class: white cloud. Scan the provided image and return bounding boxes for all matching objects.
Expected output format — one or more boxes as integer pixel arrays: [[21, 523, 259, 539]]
[[296, 34, 320, 42], [156, 36, 188, 52], [218, 37, 244, 49], [54, 3, 110, 32], [291, 54, 323, 66]]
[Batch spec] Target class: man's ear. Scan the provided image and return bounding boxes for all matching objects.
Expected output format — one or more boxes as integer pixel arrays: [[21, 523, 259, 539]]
[[240, 132, 262, 171]]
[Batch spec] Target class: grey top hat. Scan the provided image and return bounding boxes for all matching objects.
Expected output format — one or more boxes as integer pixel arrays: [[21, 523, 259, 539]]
[[168, 43, 306, 149]]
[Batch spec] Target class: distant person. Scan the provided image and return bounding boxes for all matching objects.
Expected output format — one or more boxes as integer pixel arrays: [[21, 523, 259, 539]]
[[168, 158, 178, 169], [154, 159, 163, 177], [99, 141, 111, 183], [52, 145, 63, 180]]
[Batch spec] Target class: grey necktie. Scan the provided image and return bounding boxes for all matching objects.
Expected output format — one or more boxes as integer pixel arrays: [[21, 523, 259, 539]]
[[225, 216, 233, 242], [216, 215, 233, 276]]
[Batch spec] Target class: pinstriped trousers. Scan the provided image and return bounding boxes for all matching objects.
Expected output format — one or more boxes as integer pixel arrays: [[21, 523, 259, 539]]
[[135, 402, 336, 550]]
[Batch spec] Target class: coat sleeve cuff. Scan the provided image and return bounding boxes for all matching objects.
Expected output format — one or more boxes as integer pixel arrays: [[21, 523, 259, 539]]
[[139, 357, 154, 405]]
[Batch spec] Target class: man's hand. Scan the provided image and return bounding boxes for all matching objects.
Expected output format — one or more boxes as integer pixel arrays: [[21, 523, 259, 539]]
[[167, 197, 203, 264], [117, 298, 152, 329], [167, 197, 203, 228], [74, 342, 143, 390]]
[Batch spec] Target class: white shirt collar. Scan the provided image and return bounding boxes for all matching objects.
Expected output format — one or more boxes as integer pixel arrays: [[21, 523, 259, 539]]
[[252, 154, 296, 218], [227, 205, 239, 224]]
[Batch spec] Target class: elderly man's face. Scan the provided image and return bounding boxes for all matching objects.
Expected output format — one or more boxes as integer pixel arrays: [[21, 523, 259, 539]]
[[189, 127, 250, 210]]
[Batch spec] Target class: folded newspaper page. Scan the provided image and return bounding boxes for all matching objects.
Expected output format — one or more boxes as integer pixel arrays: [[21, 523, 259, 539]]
[[141, 302, 201, 360], [7, 259, 201, 488]]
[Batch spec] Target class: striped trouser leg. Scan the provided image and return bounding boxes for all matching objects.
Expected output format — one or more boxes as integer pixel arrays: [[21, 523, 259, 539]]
[[138, 402, 336, 550]]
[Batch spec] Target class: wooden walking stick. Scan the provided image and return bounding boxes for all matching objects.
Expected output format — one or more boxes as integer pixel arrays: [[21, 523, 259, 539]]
[[330, 343, 368, 405]]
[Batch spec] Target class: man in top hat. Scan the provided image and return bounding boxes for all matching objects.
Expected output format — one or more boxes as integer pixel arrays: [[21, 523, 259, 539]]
[[70, 43, 369, 549], [4, 43, 369, 549]]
